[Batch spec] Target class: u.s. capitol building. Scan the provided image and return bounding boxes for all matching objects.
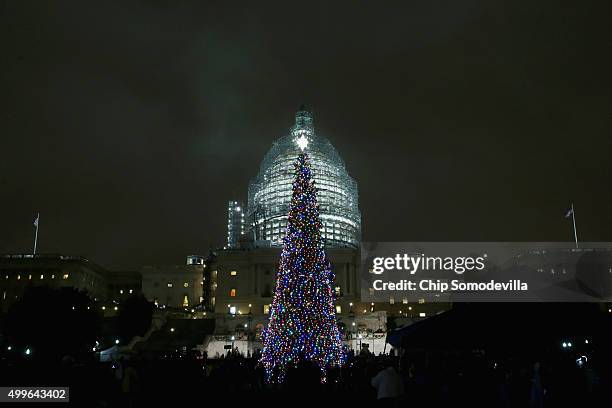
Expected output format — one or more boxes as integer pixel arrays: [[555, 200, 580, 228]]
[[230, 105, 361, 249], [208, 107, 440, 356]]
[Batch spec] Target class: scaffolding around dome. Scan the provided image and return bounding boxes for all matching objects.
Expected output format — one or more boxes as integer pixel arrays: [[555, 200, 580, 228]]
[[246, 107, 361, 248]]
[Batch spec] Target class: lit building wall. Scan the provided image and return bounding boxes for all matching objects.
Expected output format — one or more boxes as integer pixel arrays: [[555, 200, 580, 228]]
[[140, 264, 204, 309], [106, 270, 141, 301], [0, 254, 110, 313], [211, 247, 363, 334], [210, 247, 449, 339]]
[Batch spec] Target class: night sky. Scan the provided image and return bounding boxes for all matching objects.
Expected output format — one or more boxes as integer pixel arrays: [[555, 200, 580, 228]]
[[1, 1, 611, 270]]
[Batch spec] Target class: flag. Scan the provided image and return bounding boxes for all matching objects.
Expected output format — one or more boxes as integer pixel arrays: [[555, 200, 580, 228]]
[[33, 214, 39, 228], [564, 208, 573, 219]]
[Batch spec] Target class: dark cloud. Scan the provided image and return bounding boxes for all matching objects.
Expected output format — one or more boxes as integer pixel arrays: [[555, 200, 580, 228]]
[[1, 1, 611, 269]]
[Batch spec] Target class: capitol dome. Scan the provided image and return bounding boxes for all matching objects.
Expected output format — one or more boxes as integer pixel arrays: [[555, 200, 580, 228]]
[[247, 106, 361, 248]]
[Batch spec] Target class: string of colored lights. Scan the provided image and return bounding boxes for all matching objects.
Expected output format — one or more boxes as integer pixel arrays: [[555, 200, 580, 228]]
[[260, 153, 345, 383]]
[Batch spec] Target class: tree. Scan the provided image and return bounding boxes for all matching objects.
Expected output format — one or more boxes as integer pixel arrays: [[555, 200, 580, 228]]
[[4, 286, 99, 360], [117, 295, 154, 342], [260, 153, 344, 383]]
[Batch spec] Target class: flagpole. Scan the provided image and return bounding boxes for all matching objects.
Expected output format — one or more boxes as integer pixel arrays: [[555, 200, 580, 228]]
[[33, 213, 39, 255], [571, 203, 578, 249]]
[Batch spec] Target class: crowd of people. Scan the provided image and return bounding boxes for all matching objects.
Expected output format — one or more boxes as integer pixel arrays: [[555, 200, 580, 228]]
[[0, 345, 607, 407]]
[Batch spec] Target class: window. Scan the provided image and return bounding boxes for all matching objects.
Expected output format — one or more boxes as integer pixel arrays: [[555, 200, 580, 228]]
[[334, 286, 341, 296], [336, 305, 342, 314], [230, 288, 237, 297], [389, 297, 395, 305], [263, 304, 270, 314], [418, 298, 425, 304], [230, 270, 237, 276], [183, 282, 189, 288], [183, 295, 189, 307], [167, 282, 173, 288], [62, 274, 69, 280], [419, 312, 426, 317]]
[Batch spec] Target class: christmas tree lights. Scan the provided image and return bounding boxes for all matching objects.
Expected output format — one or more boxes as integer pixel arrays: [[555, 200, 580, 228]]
[[260, 153, 345, 383]]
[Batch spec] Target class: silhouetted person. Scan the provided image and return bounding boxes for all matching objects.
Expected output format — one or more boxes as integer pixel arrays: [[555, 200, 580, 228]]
[[529, 362, 544, 408], [121, 360, 139, 408], [371, 359, 405, 407]]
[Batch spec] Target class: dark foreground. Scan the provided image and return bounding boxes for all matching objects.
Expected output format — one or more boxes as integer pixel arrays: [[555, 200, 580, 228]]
[[1, 348, 609, 407]]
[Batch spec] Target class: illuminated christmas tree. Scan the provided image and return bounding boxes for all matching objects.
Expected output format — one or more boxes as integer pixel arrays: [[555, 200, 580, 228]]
[[260, 153, 345, 383]]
